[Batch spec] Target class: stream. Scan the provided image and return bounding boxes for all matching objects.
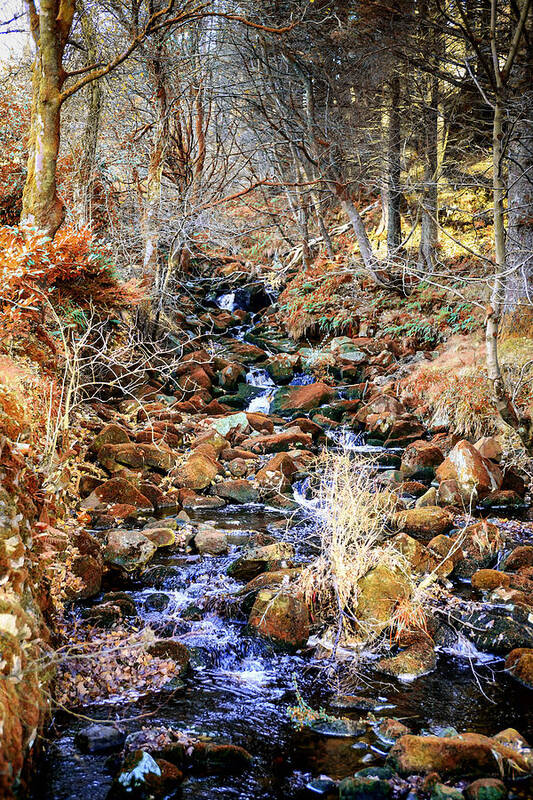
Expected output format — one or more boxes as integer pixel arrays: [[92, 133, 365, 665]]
[[38, 279, 533, 800]]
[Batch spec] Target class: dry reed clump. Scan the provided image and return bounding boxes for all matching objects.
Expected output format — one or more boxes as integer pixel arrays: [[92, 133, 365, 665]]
[[297, 451, 429, 651]]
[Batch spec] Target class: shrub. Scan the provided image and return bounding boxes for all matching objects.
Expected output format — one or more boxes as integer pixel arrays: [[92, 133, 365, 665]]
[[0, 225, 141, 340], [297, 451, 427, 650]]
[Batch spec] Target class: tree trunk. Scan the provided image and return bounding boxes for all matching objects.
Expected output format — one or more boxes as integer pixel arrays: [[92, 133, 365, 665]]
[[386, 76, 402, 257], [417, 73, 438, 272], [505, 7, 533, 310], [21, 58, 64, 236], [21, 0, 75, 238], [75, 0, 102, 226]]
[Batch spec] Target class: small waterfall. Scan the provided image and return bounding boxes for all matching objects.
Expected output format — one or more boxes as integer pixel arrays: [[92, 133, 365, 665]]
[[217, 291, 236, 311], [246, 367, 276, 413]]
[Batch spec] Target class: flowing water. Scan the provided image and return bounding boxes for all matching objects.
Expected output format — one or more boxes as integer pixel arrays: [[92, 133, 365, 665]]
[[39, 285, 533, 799]]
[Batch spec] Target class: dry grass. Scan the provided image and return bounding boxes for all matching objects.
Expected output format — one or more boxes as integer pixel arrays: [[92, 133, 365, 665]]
[[297, 451, 429, 651]]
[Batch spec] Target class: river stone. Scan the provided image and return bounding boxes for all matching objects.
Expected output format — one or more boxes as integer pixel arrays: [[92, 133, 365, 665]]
[[356, 564, 410, 632], [89, 423, 130, 453], [505, 648, 533, 688], [376, 637, 436, 681], [211, 479, 258, 504], [144, 593, 170, 612], [80, 477, 153, 512], [458, 606, 533, 654], [75, 724, 126, 753], [194, 528, 228, 555], [227, 542, 294, 581], [173, 453, 221, 490], [104, 530, 157, 573], [436, 440, 502, 503], [390, 507, 454, 542], [271, 382, 335, 416], [431, 785, 464, 800], [386, 733, 532, 778], [142, 527, 177, 548], [248, 588, 309, 650], [464, 778, 507, 800], [339, 776, 392, 799], [115, 750, 162, 794], [453, 522, 503, 579], [309, 718, 366, 738], [401, 440, 444, 479], [211, 412, 249, 437]]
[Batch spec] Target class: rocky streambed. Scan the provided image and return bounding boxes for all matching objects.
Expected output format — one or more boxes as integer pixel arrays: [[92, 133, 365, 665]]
[[36, 264, 533, 800]]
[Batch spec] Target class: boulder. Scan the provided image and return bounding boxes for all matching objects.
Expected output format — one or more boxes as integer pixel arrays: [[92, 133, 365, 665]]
[[505, 648, 533, 688], [248, 589, 310, 650], [453, 521, 503, 579], [339, 776, 391, 799], [356, 565, 410, 632], [386, 732, 532, 778], [104, 530, 157, 573], [265, 353, 301, 383], [458, 606, 533, 654], [75, 724, 126, 754], [401, 440, 444, 479], [240, 429, 313, 454], [502, 546, 533, 572], [255, 453, 297, 493], [390, 507, 454, 542], [227, 542, 294, 581], [271, 382, 335, 416], [377, 636, 436, 680], [98, 443, 175, 473], [219, 362, 247, 391], [173, 453, 221, 490], [89, 423, 130, 453], [211, 479, 258, 504], [392, 533, 454, 578], [80, 477, 153, 511], [464, 779, 507, 800], [436, 441, 503, 502], [142, 527, 177, 548], [194, 528, 228, 555], [211, 412, 249, 438]]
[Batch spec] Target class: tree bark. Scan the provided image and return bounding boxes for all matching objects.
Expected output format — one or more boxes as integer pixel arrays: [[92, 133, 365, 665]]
[[21, 0, 74, 237], [505, 7, 533, 310], [386, 76, 402, 256]]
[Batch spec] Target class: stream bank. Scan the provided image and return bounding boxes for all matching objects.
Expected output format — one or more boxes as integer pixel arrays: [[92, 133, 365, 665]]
[[29, 262, 533, 800]]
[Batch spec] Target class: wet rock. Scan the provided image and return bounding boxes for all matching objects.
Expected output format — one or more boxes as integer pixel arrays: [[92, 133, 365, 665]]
[[104, 530, 157, 573], [309, 717, 366, 737], [271, 382, 335, 416], [427, 534, 463, 567], [401, 440, 444, 479], [89, 423, 131, 453], [219, 339, 267, 364], [80, 477, 153, 512], [98, 443, 175, 473], [457, 606, 533, 654], [75, 723, 126, 754], [392, 533, 454, 578], [478, 490, 525, 509], [266, 353, 301, 383], [68, 553, 103, 599], [464, 778, 507, 800], [113, 750, 165, 797], [147, 640, 190, 674], [376, 635, 436, 681], [248, 588, 310, 650], [173, 453, 221, 490], [357, 565, 410, 631], [502, 546, 533, 571], [219, 362, 247, 391], [505, 648, 533, 688], [180, 491, 225, 510], [144, 593, 170, 612], [376, 718, 410, 744], [193, 528, 228, 555], [453, 522, 503, 579], [142, 527, 177, 548], [436, 441, 502, 503], [211, 412, 249, 438], [471, 569, 510, 592], [246, 412, 274, 433], [390, 507, 454, 542], [236, 568, 301, 611], [255, 452, 297, 493], [211, 478, 258, 504], [227, 542, 294, 581], [241, 429, 313, 454], [339, 775, 392, 799], [386, 732, 532, 778], [191, 429, 228, 456], [430, 784, 464, 800]]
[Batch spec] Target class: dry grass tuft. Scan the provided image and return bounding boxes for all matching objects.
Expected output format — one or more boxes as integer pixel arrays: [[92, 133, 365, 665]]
[[298, 451, 429, 651]]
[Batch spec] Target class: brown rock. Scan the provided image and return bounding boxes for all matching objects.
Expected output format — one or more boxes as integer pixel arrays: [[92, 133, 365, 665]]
[[89, 423, 130, 453], [505, 648, 533, 688], [80, 477, 153, 511], [173, 453, 222, 490], [436, 440, 503, 502], [390, 506, 454, 542], [249, 589, 310, 650], [98, 443, 175, 473], [240, 429, 312, 454], [401, 440, 444, 478]]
